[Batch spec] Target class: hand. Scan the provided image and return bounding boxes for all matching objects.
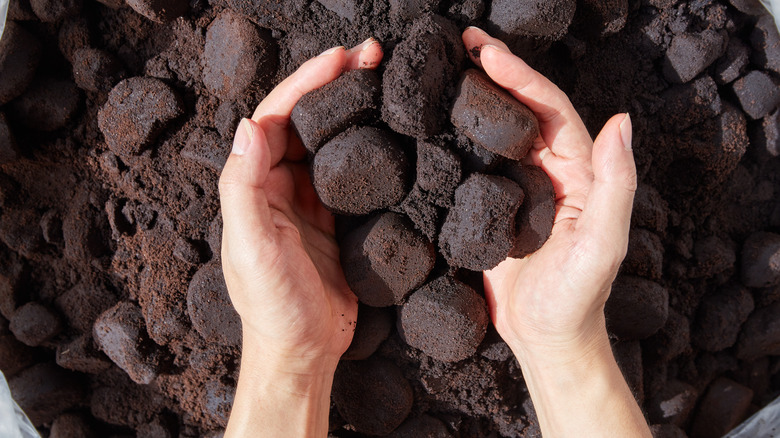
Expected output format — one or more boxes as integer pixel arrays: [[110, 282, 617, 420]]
[[219, 40, 383, 437], [465, 27, 650, 438], [463, 28, 637, 358]]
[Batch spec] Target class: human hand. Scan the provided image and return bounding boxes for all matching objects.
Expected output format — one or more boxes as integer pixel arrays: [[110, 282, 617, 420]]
[[463, 28, 637, 359], [219, 40, 383, 373]]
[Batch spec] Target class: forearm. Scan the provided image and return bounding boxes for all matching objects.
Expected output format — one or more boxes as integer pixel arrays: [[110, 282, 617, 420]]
[[510, 315, 651, 438], [225, 336, 337, 438]]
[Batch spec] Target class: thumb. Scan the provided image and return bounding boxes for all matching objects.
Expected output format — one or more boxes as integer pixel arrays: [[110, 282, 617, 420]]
[[576, 113, 637, 261], [218, 118, 276, 259]]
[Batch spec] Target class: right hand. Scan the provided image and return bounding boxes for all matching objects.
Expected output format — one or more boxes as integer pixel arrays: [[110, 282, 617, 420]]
[[463, 28, 638, 360]]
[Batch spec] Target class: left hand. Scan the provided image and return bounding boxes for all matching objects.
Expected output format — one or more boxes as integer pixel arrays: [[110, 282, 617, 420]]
[[218, 39, 383, 372]]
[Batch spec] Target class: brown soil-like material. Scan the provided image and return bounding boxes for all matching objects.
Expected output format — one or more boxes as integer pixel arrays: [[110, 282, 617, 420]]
[[2, 1, 780, 437]]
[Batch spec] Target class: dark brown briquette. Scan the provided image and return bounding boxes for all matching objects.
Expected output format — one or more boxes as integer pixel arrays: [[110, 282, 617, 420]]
[[0, 334, 35, 377], [398, 276, 489, 362], [55, 334, 112, 374], [755, 109, 780, 156], [439, 173, 524, 271], [203, 11, 277, 100], [0, 249, 24, 320], [689, 235, 736, 279], [741, 231, 780, 288], [125, 0, 188, 23], [93, 301, 162, 384], [486, 0, 576, 40], [393, 184, 443, 241], [389, 0, 442, 21], [714, 38, 749, 84], [732, 70, 780, 120], [10, 77, 80, 131], [181, 127, 230, 172], [72, 48, 124, 93], [451, 69, 539, 160], [57, 18, 91, 62], [343, 304, 393, 360], [90, 370, 166, 427], [55, 281, 117, 333], [387, 414, 454, 438], [291, 69, 381, 154], [662, 30, 725, 84], [623, 229, 664, 280], [29, 0, 81, 22], [605, 275, 669, 340], [503, 165, 555, 258], [690, 378, 753, 438], [0, 112, 19, 164], [0, 21, 41, 105], [187, 262, 241, 346], [223, 0, 288, 28], [333, 357, 414, 435], [9, 302, 63, 346], [729, 0, 766, 14], [8, 363, 84, 426], [751, 15, 780, 75], [98, 77, 183, 157], [317, 0, 360, 21], [661, 75, 722, 133], [382, 15, 464, 138], [644, 308, 689, 361], [50, 413, 95, 438], [572, 0, 628, 39], [341, 212, 436, 307], [313, 127, 412, 216], [646, 380, 698, 426], [632, 183, 669, 235], [415, 140, 462, 207], [735, 301, 780, 360]]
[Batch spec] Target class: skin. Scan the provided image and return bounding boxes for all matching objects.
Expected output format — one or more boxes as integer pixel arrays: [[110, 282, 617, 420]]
[[219, 28, 652, 437]]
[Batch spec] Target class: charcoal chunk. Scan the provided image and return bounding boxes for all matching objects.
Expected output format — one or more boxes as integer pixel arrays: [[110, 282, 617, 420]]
[[623, 229, 664, 280], [72, 48, 124, 93], [317, 0, 361, 21], [50, 413, 94, 438], [343, 304, 393, 360], [29, 0, 81, 22], [382, 15, 464, 138], [203, 11, 277, 100], [451, 69, 539, 160], [56, 335, 112, 374], [98, 77, 184, 157], [741, 231, 780, 288], [0, 113, 20, 164], [399, 276, 489, 362], [415, 140, 462, 207], [125, 0, 188, 23], [181, 127, 230, 172], [8, 363, 83, 426], [313, 127, 412, 216], [0, 21, 41, 105], [389, 0, 442, 21], [9, 302, 63, 346], [690, 378, 753, 438], [187, 263, 240, 346], [93, 301, 162, 384], [291, 69, 381, 153], [736, 301, 780, 360], [393, 184, 443, 241], [754, 109, 780, 156], [0, 334, 35, 377], [646, 380, 698, 426], [10, 77, 80, 131], [663, 30, 725, 84], [503, 165, 555, 258], [732, 70, 780, 120], [487, 0, 576, 40], [333, 357, 413, 435], [661, 75, 722, 132], [439, 173, 524, 270], [341, 212, 436, 307], [751, 15, 780, 75], [605, 275, 669, 340], [55, 281, 117, 333], [632, 183, 668, 235], [714, 38, 749, 84]]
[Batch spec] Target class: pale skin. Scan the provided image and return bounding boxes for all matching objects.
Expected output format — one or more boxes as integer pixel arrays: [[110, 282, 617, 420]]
[[219, 27, 652, 438]]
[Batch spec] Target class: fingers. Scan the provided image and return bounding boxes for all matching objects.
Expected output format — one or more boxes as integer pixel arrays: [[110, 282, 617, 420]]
[[219, 118, 276, 257], [346, 37, 383, 70], [251, 40, 384, 167], [461, 27, 593, 162], [251, 47, 349, 165], [576, 114, 637, 262]]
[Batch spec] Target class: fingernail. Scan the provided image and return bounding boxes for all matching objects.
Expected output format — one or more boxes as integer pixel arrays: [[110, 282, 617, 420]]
[[349, 37, 376, 52], [318, 46, 344, 57], [619, 113, 632, 151], [232, 118, 253, 156], [467, 26, 489, 36], [482, 44, 507, 54]]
